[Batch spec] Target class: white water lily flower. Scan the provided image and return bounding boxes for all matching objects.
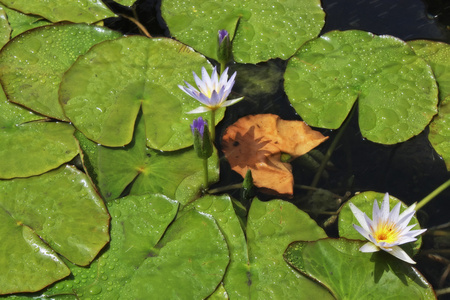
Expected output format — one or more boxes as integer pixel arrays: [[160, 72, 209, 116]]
[[349, 193, 426, 264], [179, 66, 243, 113]]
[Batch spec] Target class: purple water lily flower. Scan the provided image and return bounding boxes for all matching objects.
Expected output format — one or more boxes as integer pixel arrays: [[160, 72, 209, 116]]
[[179, 66, 243, 114], [190, 116, 206, 137]]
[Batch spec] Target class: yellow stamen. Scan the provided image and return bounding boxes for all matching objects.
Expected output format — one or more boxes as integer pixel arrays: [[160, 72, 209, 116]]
[[373, 221, 401, 244]]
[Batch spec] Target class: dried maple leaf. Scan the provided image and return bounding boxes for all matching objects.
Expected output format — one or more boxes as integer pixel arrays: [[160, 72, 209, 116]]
[[222, 114, 328, 195]]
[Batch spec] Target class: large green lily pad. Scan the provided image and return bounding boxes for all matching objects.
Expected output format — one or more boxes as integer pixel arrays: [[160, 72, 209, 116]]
[[245, 198, 333, 299], [284, 30, 438, 144], [0, 0, 134, 23], [161, 0, 325, 64], [339, 191, 424, 254], [0, 165, 109, 294], [285, 239, 436, 299], [428, 96, 450, 170], [409, 40, 450, 100], [0, 87, 78, 179], [0, 23, 122, 121], [0, 4, 51, 39], [39, 194, 229, 299], [0, 6, 9, 48], [407, 40, 450, 170], [60, 36, 225, 150]]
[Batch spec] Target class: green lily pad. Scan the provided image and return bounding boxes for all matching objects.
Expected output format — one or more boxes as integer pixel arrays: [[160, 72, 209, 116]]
[[284, 30, 438, 144], [0, 165, 109, 294], [161, 0, 325, 64], [0, 4, 51, 38], [408, 40, 450, 100], [0, 6, 10, 48], [184, 195, 250, 299], [0, 0, 134, 23], [41, 194, 229, 299], [338, 191, 424, 254], [0, 208, 70, 295], [75, 113, 219, 204], [0, 23, 122, 120], [60, 35, 224, 150], [0, 86, 78, 179], [428, 96, 450, 170], [41, 193, 179, 299], [284, 239, 436, 299], [245, 198, 333, 299]]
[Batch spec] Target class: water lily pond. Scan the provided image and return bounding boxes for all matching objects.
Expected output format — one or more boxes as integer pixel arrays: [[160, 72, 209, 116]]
[[0, 0, 449, 299]]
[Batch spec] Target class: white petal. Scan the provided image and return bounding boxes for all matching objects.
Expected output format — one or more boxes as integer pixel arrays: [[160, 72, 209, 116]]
[[360, 242, 380, 253], [388, 202, 401, 224], [186, 106, 212, 114], [353, 224, 371, 241], [398, 203, 417, 223], [221, 97, 244, 107], [386, 246, 416, 264], [405, 228, 427, 238], [349, 202, 372, 233], [219, 67, 229, 87], [380, 193, 390, 221], [395, 236, 418, 245], [194, 71, 208, 95]]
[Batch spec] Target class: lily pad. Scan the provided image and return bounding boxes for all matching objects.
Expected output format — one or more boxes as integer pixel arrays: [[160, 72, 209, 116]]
[[0, 0, 134, 23], [0, 6, 10, 48], [284, 30, 438, 144], [75, 113, 220, 204], [41, 194, 229, 299], [408, 40, 450, 100], [184, 195, 250, 299], [0, 23, 122, 120], [0, 4, 51, 38], [245, 198, 333, 299], [0, 165, 109, 294], [0, 87, 78, 179], [60, 36, 225, 150], [284, 239, 436, 299], [338, 191, 424, 254], [161, 0, 325, 64], [428, 96, 450, 170]]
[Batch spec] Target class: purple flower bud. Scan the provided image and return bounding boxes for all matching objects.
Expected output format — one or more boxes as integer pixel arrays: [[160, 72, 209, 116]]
[[191, 117, 206, 137], [218, 29, 229, 45]]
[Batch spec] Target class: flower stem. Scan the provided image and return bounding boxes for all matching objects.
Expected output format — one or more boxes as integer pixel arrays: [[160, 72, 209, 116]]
[[210, 110, 216, 141], [416, 178, 450, 210], [203, 157, 209, 189]]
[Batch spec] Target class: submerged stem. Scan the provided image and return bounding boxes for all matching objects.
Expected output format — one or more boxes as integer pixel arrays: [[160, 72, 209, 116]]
[[416, 178, 450, 210], [311, 103, 356, 188]]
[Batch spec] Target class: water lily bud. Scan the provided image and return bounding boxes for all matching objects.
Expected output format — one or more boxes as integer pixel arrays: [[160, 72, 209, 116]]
[[191, 117, 213, 159], [217, 29, 231, 65]]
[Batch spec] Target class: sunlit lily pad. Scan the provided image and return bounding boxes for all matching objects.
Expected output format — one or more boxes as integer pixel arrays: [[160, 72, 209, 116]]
[[0, 87, 78, 179], [284, 30, 438, 144], [245, 198, 333, 298], [284, 239, 436, 299], [161, 0, 325, 64], [0, 23, 122, 120], [0, 0, 134, 23], [338, 191, 424, 254], [39, 194, 229, 299], [408, 40, 450, 100], [0, 6, 10, 48], [61, 36, 224, 150], [428, 96, 450, 170], [0, 4, 51, 38], [0, 165, 109, 294]]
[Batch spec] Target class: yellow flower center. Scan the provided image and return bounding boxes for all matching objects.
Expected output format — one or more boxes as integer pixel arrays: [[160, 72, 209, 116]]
[[373, 221, 401, 244]]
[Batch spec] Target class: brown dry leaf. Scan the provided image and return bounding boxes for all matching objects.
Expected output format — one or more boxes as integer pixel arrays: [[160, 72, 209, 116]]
[[222, 114, 328, 195]]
